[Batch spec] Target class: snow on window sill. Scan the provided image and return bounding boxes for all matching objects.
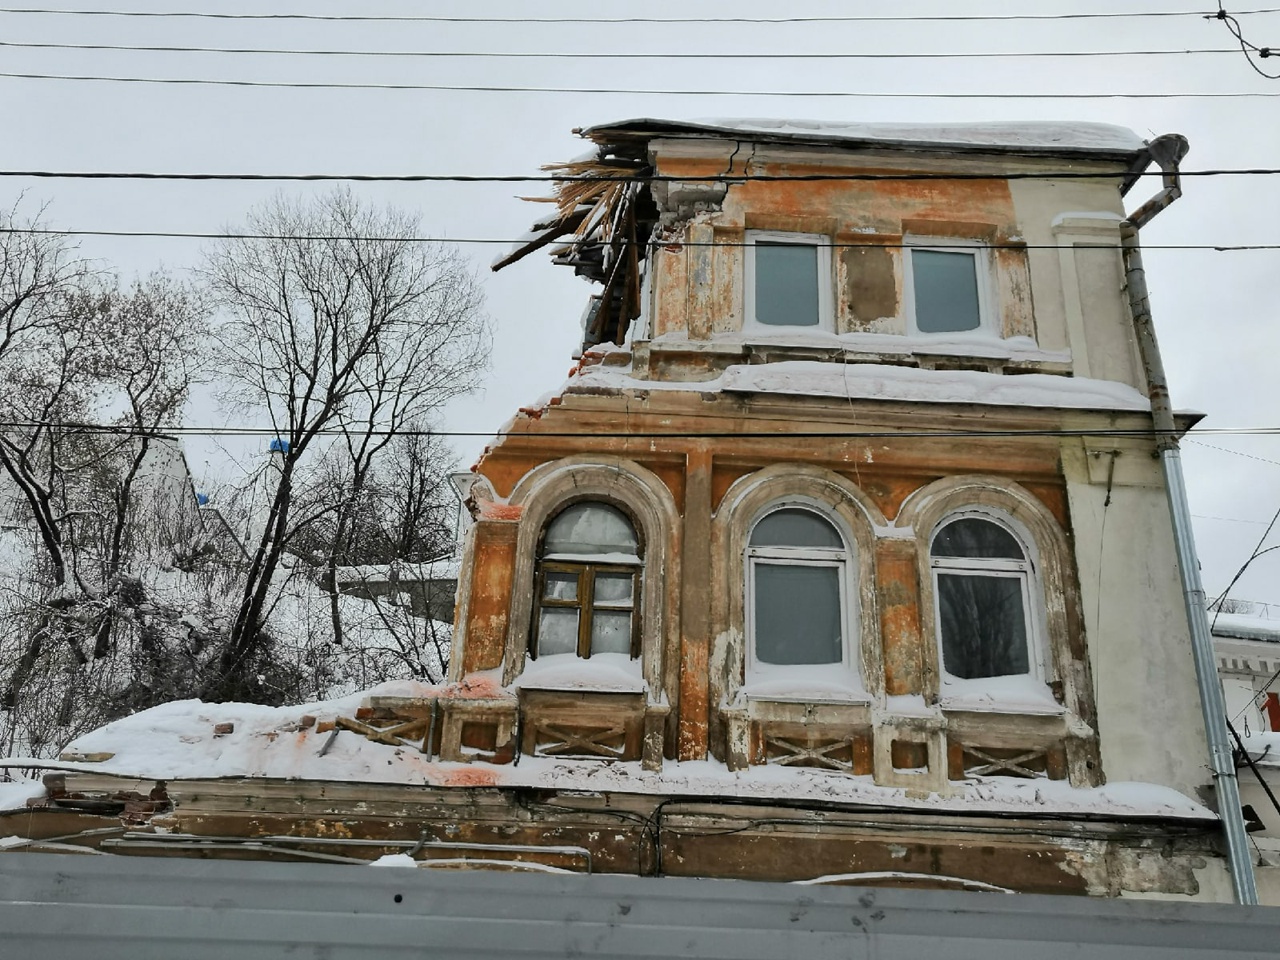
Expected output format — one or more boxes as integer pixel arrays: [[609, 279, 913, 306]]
[[514, 653, 647, 694], [938, 673, 1064, 715], [740, 669, 869, 705]]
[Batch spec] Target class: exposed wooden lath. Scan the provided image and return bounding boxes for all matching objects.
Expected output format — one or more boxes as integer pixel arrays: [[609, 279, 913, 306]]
[[492, 146, 652, 348]]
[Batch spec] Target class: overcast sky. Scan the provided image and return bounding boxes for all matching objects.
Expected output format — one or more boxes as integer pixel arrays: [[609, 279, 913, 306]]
[[2, 0, 1278, 605]]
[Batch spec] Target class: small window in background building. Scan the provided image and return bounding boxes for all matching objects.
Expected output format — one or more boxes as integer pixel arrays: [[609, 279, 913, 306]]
[[747, 507, 849, 667], [746, 232, 831, 330], [533, 501, 641, 659], [910, 248, 984, 334], [931, 516, 1034, 680]]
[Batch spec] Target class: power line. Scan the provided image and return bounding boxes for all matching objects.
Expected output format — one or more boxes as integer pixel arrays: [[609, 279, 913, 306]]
[[1211, 5, 1279, 78], [5, 71, 1280, 98], [3, 228, 1279, 252], [1186, 438, 1280, 467], [0, 39, 1246, 61], [2, 6, 1277, 23], [3, 422, 1279, 440], [4, 169, 1280, 183]]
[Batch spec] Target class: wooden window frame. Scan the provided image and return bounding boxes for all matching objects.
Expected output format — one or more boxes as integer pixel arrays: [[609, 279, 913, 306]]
[[531, 560, 641, 660]]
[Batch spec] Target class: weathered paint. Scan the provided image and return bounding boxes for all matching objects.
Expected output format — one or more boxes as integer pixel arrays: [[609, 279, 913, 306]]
[[458, 518, 520, 673]]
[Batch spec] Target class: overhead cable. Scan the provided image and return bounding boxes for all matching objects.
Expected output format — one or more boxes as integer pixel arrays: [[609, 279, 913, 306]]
[[1, 422, 1278, 440], [0, 39, 1246, 61], [2, 227, 1276, 252], [1, 6, 1277, 23], [1211, 4, 1280, 78], [2, 168, 1280, 183], [3, 71, 1280, 98]]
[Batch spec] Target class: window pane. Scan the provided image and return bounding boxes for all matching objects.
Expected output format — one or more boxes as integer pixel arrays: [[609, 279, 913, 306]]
[[932, 518, 1024, 560], [543, 502, 639, 557], [755, 242, 820, 327], [591, 610, 633, 655], [543, 570, 578, 601], [754, 563, 842, 665], [537, 608, 580, 656], [751, 508, 842, 549], [593, 572, 634, 605], [912, 249, 981, 333], [937, 573, 1030, 678]]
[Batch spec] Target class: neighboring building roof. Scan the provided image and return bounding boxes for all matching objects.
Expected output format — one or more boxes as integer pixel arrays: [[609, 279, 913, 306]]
[[580, 117, 1149, 162], [1210, 612, 1280, 644]]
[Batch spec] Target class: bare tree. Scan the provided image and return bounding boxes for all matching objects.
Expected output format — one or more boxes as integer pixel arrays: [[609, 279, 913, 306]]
[[0, 202, 95, 591], [204, 188, 488, 700]]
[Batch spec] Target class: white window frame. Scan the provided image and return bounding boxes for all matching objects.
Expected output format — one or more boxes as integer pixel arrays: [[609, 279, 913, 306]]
[[902, 238, 995, 338], [929, 511, 1046, 685], [744, 230, 834, 333], [744, 502, 858, 683]]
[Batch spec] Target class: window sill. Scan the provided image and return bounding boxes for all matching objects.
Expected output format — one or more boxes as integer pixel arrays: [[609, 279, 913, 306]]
[[938, 675, 1064, 715], [740, 672, 869, 705], [514, 653, 647, 694]]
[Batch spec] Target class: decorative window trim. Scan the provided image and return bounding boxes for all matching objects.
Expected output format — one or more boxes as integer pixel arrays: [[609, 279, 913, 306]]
[[894, 476, 1087, 718], [712, 464, 885, 708], [744, 230, 835, 333], [744, 501, 859, 682], [503, 457, 680, 699], [901, 237, 995, 338]]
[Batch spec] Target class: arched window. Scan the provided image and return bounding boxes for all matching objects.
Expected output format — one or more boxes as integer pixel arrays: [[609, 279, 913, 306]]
[[746, 506, 852, 669], [930, 515, 1037, 680], [532, 501, 641, 659]]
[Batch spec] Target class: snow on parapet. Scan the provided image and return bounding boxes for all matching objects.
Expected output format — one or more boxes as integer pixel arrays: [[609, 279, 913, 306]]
[[3, 682, 1214, 822], [585, 118, 1148, 157], [569, 360, 1152, 413]]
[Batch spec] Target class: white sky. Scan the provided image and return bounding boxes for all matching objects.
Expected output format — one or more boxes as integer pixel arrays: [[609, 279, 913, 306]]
[[2, 0, 1279, 604]]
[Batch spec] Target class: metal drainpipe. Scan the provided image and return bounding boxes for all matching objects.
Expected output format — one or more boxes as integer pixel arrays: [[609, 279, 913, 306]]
[[1120, 133, 1258, 905]]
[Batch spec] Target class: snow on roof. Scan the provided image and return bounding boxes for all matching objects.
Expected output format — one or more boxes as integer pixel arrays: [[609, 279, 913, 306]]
[[583, 118, 1148, 159], [0, 778, 45, 812], [1, 684, 1214, 823], [333, 556, 461, 586], [1210, 611, 1280, 644], [568, 359, 1152, 413]]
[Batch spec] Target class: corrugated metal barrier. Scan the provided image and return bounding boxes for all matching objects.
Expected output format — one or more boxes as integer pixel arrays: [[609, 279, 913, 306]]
[[2, 853, 1278, 959]]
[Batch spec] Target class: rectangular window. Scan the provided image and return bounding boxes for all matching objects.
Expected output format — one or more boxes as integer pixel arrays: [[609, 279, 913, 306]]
[[752, 561, 843, 665], [746, 231, 832, 330], [533, 562, 638, 658], [906, 243, 990, 335], [935, 572, 1030, 679]]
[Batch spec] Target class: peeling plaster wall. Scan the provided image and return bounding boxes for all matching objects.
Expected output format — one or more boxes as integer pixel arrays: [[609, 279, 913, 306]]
[[1061, 440, 1214, 799]]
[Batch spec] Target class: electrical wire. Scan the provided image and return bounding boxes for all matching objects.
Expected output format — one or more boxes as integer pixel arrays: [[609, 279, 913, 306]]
[[2, 7, 1277, 23], [1211, 5, 1280, 78], [1186, 438, 1280, 468], [3, 227, 1278, 253], [2, 168, 1279, 184], [0, 39, 1247, 61], [4, 71, 1280, 98], [2, 423, 1278, 440]]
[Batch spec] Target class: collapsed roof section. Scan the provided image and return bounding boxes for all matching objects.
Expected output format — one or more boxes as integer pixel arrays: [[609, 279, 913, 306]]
[[492, 118, 1155, 352]]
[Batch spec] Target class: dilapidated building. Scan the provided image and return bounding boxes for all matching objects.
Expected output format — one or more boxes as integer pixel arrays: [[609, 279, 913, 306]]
[[1, 119, 1241, 900]]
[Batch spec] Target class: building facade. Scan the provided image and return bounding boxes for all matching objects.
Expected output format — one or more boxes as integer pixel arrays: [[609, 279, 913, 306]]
[[1, 119, 1237, 899]]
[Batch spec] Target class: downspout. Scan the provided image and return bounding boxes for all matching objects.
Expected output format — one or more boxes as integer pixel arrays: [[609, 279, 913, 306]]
[[1120, 133, 1258, 905]]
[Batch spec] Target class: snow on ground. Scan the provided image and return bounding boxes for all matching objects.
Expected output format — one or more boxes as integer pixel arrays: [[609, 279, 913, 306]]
[[568, 360, 1152, 413], [0, 683, 1214, 823]]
